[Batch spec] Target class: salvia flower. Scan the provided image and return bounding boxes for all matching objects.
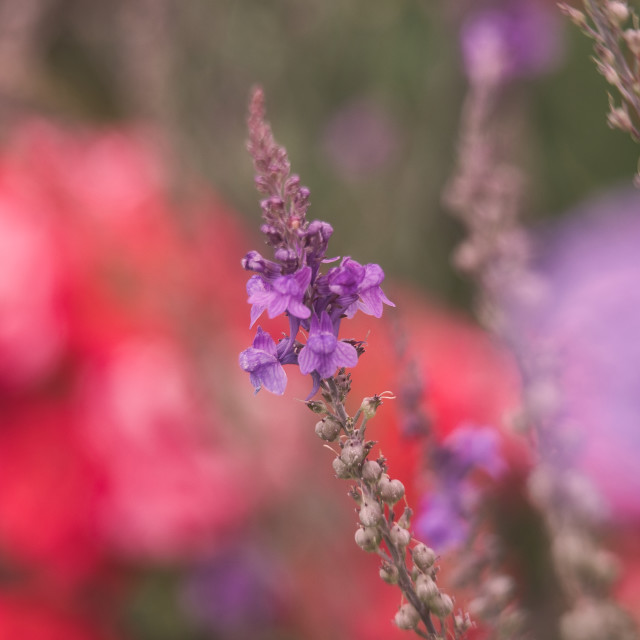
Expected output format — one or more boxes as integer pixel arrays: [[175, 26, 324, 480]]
[[238, 327, 287, 395]]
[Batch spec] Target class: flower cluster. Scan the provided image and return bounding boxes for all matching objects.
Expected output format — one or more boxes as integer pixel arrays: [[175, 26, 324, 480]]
[[239, 88, 394, 397]]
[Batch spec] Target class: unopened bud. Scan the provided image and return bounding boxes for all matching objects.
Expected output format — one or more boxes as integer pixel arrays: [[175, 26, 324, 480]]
[[378, 474, 405, 504], [389, 524, 411, 548], [341, 438, 366, 467], [429, 593, 454, 618], [359, 501, 383, 527], [355, 526, 381, 552], [362, 460, 383, 482], [416, 574, 440, 604], [412, 544, 437, 571], [315, 417, 341, 441], [394, 603, 420, 630]]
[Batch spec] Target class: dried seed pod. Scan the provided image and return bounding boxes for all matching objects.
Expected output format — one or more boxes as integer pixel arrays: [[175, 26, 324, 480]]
[[412, 543, 437, 571], [341, 438, 365, 467], [389, 523, 411, 548], [332, 457, 351, 479], [416, 574, 439, 604], [359, 501, 383, 527], [394, 603, 420, 630], [378, 474, 405, 504], [380, 562, 399, 585], [362, 460, 383, 482], [315, 417, 341, 441], [355, 526, 381, 552], [429, 593, 454, 618]]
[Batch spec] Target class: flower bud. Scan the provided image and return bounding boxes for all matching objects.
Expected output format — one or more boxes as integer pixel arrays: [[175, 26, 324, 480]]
[[380, 563, 399, 584], [355, 526, 381, 552], [389, 524, 411, 548], [429, 593, 454, 618], [378, 475, 405, 504], [416, 574, 439, 604], [625, 28, 640, 55], [332, 457, 351, 479], [362, 460, 383, 482], [341, 438, 366, 467], [412, 543, 437, 571], [315, 417, 341, 441], [394, 603, 420, 630], [359, 501, 382, 527]]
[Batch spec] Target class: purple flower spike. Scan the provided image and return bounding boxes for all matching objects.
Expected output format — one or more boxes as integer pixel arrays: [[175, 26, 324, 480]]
[[248, 267, 312, 320], [298, 312, 358, 379], [355, 263, 395, 318], [239, 327, 287, 395]]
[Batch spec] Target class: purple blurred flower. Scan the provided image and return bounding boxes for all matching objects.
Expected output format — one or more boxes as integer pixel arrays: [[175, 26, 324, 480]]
[[416, 425, 505, 551], [461, 0, 563, 84], [323, 98, 399, 178], [239, 327, 287, 395], [436, 425, 506, 481], [519, 189, 640, 520], [247, 267, 312, 321], [181, 547, 289, 636], [298, 311, 358, 379], [415, 493, 469, 551]]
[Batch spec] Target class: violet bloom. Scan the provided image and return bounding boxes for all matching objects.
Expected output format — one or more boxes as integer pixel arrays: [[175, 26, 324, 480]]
[[298, 311, 358, 379], [461, 0, 563, 84], [247, 267, 312, 321], [352, 262, 395, 318], [515, 189, 640, 521], [415, 493, 469, 552], [327, 257, 365, 296], [416, 425, 505, 551], [239, 327, 287, 395]]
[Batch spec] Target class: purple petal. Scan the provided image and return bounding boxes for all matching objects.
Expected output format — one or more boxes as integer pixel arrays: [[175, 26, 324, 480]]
[[266, 294, 289, 318], [252, 327, 277, 356], [298, 344, 317, 375], [319, 311, 334, 334], [293, 266, 312, 290], [333, 340, 359, 368], [360, 263, 385, 288], [239, 347, 276, 373], [287, 298, 311, 319], [260, 362, 287, 395]]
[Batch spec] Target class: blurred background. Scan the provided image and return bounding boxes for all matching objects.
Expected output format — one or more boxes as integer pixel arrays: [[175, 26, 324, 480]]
[[0, 0, 639, 638]]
